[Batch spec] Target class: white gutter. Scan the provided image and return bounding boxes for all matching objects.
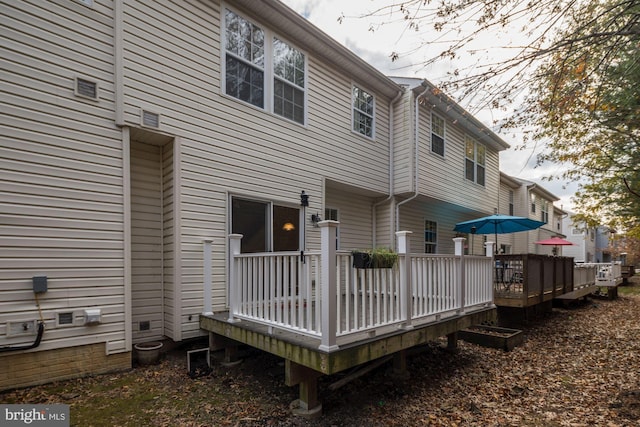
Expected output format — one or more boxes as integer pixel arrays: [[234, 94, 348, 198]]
[[373, 90, 404, 248], [395, 85, 429, 232]]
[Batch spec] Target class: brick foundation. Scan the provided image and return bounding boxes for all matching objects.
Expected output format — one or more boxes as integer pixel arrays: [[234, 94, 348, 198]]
[[0, 343, 131, 392]]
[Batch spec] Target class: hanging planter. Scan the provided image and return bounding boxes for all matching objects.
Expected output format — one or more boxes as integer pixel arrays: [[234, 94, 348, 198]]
[[134, 341, 163, 365], [352, 248, 398, 269]]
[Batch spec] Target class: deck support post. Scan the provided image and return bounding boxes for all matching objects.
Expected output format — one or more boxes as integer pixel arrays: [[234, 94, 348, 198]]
[[392, 350, 409, 379], [227, 234, 243, 323], [210, 333, 242, 366], [319, 221, 339, 352], [446, 331, 458, 352], [285, 360, 322, 419], [396, 231, 413, 330]]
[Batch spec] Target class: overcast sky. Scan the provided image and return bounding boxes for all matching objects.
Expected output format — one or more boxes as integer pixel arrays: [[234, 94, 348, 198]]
[[280, 0, 578, 212]]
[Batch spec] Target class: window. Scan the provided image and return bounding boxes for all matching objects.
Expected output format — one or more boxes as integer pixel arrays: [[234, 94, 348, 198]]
[[273, 38, 305, 124], [224, 9, 306, 123], [530, 194, 536, 213], [225, 10, 264, 108], [431, 113, 445, 156], [353, 86, 374, 138], [508, 191, 514, 216], [541, 201, 549, 223], [464, 136, 485, 185], [424, 220, 437, 253], [231, 197, 299, 253]]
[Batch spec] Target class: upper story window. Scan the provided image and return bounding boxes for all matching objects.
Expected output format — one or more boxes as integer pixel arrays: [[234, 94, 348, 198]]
[[464, 136, 485, 186], [530, 194, 536, 213], [224, 9, 306, 124], [541, 201, 549, 223], [273, 38, 305, 123], [352, 86, 374, 138], [431, 113, 445, 156]]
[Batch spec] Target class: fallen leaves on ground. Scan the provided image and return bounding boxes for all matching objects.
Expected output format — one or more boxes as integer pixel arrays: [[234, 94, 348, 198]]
[[2, 279, 639, 427]]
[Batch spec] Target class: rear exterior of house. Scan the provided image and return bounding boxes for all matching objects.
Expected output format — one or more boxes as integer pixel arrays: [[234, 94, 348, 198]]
[[1, 0, 507, 391], [497, 173, 566, 254]]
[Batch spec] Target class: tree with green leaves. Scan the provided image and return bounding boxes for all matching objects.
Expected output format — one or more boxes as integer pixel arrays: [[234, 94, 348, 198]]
[[348, 0, 640, 241]]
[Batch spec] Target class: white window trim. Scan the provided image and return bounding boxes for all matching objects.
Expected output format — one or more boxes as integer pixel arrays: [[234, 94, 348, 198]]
[[430, 112, 446, 157], [351, 83, 376, 140], [221, 5, 308, 126]]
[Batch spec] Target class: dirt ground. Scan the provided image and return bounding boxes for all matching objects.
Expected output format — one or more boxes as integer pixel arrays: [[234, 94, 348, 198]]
[[3, 277, 640, 426]]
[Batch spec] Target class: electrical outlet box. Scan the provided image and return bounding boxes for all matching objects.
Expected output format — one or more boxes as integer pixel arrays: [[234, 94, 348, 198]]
[[84, 309, 101, 325], [32, 276, 47, 293], [7, 320, 38, 337]]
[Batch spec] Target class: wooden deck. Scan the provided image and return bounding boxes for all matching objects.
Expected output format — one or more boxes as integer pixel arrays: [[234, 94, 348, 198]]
[[200, 306, 496, 375]]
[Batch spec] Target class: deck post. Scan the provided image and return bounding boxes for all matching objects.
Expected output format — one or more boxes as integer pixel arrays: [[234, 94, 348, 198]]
[[484, 241, 495, 258], [453, 237, 466, 314], [202, 239, 213, 316], [319, 221, 339, 352], [228, 234, 243, 323], [396, 231, 413, 330]]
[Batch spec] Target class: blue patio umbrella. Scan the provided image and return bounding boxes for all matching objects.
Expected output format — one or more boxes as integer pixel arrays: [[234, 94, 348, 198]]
[[454, 214, 546, 252]]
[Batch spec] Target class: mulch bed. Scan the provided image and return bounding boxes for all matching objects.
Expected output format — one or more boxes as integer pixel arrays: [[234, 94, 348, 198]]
[[3, 279, 639, 426]]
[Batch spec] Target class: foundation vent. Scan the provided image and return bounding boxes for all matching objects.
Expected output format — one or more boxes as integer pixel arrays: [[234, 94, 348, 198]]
[[57, 312, 74, 326], [141, 109, 160, 128], [74, 77, 98, 100]]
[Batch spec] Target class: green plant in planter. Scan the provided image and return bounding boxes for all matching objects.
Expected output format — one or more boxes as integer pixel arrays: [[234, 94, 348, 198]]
[[352, 247, 398, 269]]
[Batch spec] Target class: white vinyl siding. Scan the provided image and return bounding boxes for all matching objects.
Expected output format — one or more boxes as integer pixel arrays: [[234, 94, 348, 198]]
[[1, 0, 125, 353], [121, 1, 392, 339], [130, 142, 164, 343], [416, 105, 499, 213]]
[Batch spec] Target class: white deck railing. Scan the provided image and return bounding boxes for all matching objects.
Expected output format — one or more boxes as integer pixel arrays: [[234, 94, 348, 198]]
[[578, 262, 622, 287], [213, 222, 494, 351]]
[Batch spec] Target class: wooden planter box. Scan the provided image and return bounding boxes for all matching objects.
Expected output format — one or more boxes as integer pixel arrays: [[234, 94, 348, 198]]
[[459, 325, 524, 351]]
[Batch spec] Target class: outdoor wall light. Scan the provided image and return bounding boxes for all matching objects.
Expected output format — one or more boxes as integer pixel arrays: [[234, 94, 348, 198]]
[[300, 191, 309, 207], [311, 213, 322, 227]]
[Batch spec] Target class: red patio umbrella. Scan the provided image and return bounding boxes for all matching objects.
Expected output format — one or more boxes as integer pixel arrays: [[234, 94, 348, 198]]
[[535, 236, 574, 255]]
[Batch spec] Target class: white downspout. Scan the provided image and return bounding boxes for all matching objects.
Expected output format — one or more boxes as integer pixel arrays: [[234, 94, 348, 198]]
[[396, 85, 429, 232], [373, 90, 403, 248], [114, 0, 124, 126]]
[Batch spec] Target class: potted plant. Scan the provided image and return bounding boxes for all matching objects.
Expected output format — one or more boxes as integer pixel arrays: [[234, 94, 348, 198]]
[[352, 247, 398, 269]]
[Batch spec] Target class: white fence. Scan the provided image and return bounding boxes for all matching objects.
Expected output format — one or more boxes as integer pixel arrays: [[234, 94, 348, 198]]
[[213, 222, 494, 351]]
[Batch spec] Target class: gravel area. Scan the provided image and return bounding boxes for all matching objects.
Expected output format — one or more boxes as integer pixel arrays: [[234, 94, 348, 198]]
[[3, 278, 639, 426]]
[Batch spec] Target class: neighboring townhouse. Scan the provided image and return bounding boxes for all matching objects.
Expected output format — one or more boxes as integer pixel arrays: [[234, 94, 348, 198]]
[[497, 173, 566, 254], [563, 215, 597, 262], [390, 77, 509, 256], [1, 0, 508, 392]]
